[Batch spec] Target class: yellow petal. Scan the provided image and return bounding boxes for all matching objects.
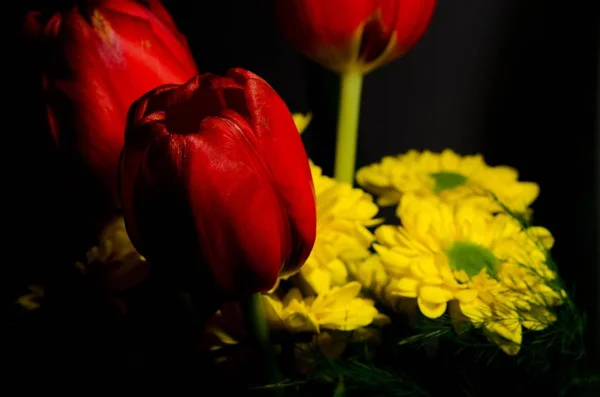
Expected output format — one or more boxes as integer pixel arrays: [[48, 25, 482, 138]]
[[325, 259, 349, 286], [292, 112, 312, 134], [527, 226, 554, 249], [386, 277, 419, 298], [16, 295, 41, 311], [302, 266, 332, 295], [421, 275, 444, 285], [373, 244, 411, 274], [440, 149, 461, 171], [284, 312, 320, 333], [417, 297, 447, 318], [484, 319, 522, 356], [419, 285, 453, 304], [521, 307, 557, 331], [356, 166, 391, 188], [487, 318, 521, 343], [410, 255, 439, 278], [372, 313, 392, 327], [351, 255, 389, 292], [328, 300, 379, 331], [207, 327, 239, 345], [459, 299, 492, 325], [331, 281, 363, 302], [261, 295, 285, 329], [455, 289, 478, 303], [377, 192, 403, 206], [283, 288, 304, 306]]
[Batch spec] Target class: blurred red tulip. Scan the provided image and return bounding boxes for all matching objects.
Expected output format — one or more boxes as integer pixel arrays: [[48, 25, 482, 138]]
[[275, 0, 437, 74], [119, 68, 316, 308], [25, 0, 198, 217]]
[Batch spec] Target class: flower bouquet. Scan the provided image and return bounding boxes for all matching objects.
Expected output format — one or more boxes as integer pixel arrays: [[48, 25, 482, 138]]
[[12, 1, 598, 396]]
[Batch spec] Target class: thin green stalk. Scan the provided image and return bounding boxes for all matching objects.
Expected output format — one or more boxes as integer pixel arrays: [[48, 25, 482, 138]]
[[241, 293, 283, 396], [333, 71, 364, 184]]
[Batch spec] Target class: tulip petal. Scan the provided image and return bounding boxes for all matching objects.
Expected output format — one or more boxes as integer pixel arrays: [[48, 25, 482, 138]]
[[228, 69, 317, 276], [184, 118, 290, 295], [120, 68, 316, 305], [275, 0, 376, 70], [37, 1, 198, 215]]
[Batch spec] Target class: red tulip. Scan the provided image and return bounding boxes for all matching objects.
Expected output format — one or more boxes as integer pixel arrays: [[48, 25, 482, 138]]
[[25, 0, 198, 214], [275, 0, 437, 74], [119, 68, 317, 304]]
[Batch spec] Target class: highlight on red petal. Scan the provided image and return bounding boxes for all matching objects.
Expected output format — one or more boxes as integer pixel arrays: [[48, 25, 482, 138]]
[[119, 69, 316, 304], [275, 0, 437, 74]]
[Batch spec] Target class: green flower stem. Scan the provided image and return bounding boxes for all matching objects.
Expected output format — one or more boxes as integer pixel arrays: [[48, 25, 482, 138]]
[[241, 293, 283, 396], [334, 71, 364, 184]]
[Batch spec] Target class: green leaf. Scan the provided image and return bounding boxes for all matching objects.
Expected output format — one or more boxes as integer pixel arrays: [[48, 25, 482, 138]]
[[333, 377, 345, 397]]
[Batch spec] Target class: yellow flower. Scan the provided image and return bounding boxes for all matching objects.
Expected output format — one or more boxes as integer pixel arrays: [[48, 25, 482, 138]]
[[263, 282, 388, 333], [374, 193, 563, 355], [206, 284, 388, 362], [16, 284, 45, 311], [293, 113, 312, 135], [288, 111, 381, 293], [76, 216, 148, 294], [293, 162, 381, 295], [356, 149, 539, 215], [347, 254, 389, 300]]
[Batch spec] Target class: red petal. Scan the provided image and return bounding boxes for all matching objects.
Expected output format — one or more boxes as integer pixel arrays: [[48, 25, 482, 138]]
[[40, 1, 198, 210], [389, 0, 437, 56], [276, 0, 377, 68], [121, 69, 316, 297], [121, 116, 289, 296], [227, 68, 316, 276], [88, 4, 198, 98], [185, 117, 290, 295]]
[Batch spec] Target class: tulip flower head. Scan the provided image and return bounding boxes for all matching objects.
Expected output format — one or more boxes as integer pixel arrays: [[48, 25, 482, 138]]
[[119, 69, 317, 308], [276, 0, 437, 74], [25, 0, 198, 216]]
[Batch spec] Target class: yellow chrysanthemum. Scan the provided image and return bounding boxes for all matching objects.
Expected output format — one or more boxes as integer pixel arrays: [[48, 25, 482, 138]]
[[286, 113, 382, 294], [356, 149, 539, 215], [295, 163, 382, 294], [293, 112, 312, 135], [205, 283, 388, 361], [76, 216, 148, 294], [263, 281, 388, 333], [373, 193, 563, 355], [347, 254, 389, 300], [16, 284, 45, 311]]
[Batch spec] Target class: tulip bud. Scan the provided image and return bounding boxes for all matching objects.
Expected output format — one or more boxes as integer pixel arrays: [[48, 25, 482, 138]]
[[275, 0, 437, 74], [25, 0, 198, 222], [119, 69, 317, 310]]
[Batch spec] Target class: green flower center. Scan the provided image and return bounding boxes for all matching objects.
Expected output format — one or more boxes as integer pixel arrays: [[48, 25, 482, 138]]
[[430, 171, 468, 193], [445, 241, 499, 278]]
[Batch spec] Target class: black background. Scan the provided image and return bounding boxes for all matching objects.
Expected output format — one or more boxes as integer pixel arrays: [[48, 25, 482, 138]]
[[6, 0, 600, 392]]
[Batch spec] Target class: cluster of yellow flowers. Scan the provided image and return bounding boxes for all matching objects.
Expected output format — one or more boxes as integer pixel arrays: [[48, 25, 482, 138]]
[[72, 114, 564, 360], [205, 115, 564, 357], [356, 149, 539, 216], [75, 216, 148, 313], [254, 160, 390, 357], [356, 149, 565, 355]]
